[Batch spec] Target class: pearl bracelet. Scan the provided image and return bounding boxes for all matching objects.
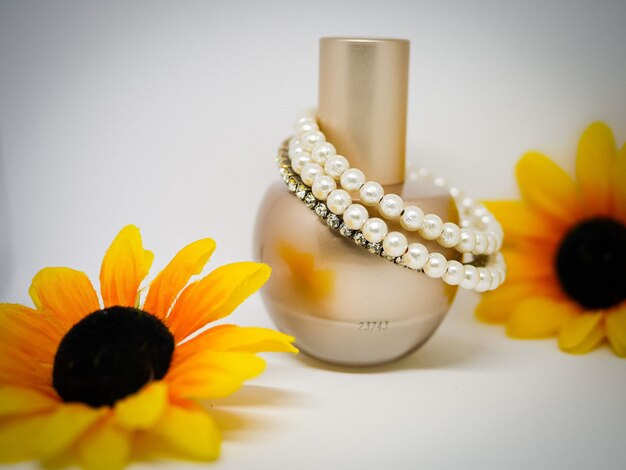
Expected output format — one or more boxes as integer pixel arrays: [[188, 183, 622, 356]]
[[288, 110, 503, 257], [276, 142, 507, 292]]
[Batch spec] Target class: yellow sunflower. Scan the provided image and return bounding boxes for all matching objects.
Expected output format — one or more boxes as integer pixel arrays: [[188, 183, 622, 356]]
[[476, 122, 626, 356], [0, 225, 297, 469]]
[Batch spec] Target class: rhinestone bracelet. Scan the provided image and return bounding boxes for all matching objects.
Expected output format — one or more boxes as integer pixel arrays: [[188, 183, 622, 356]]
[[277, 142, 506, 292], [288, 109, 503, 257]]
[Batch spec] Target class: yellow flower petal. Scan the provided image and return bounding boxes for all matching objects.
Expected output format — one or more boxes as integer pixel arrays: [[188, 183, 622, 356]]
[[167, 350, 266, 400], [0, 386, 58, 418], [178, 325, 298, 360], [77, 419, 130, 470], [558, 313, 605, 354], [100, 225, 154, 308], [0, 303, 63, 363], [516, 151, 581, 225], [506, 297, 580, 338], [167, 262, 271, 341], [576, 122, 616, 216], [605, 305, 626, 357], [28, 267, 100, 331], [0, 404, 105, 462], [475, 282, 542, 324], [143, 238, 216, 320], [613, 144, 626, 224], [135, 402, 220, 461], [484, 200, 562, 245], [0, 343, 54, 392], [113, 381, 168, 430], [502, 249, 556, 282]]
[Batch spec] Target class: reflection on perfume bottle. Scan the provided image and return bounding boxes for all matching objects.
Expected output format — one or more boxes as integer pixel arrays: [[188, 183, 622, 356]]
[[277, 240, 335, 302]]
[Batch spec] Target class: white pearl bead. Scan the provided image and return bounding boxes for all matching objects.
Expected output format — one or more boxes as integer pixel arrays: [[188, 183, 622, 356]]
[[488, 269, 501, 291], [475, 267, 491, 292], [434, 176, 446, 187], [460, 265, 479, 290], [497, 264, 507, 285], [400, 205, 424, 231], [402, 243, 429, 270], [460, 196, 474, 211], [300, 163, 324, 186], [288, 144, 307, 161], [311, 142, 336, 165], [475, 233, 487, 254], [340, 168, 366, 192], [300, 130, 325, 151], [443, 260, 465, 285], [379, 194, 404, 220], [449, 187, 461, 198], [324, 155, 350, 180], [362, 217, 388, 243], [296, 120, 319, 136], [288, 138, 301, 152], [326, 189, 352, 215], [311, 175, 336, 201], [480, 214, 493, 230], [424, 253, 447, 278], [294, 116, 315, 131], [485, 233, 497, 254], [343, 204, 369, 230], [438, 222, 461, 248], [382, 231, 408, 257], [493, 222, 504, 238], [495, 232, 504, 251], [359, 181, 384, 206], [419, 214, 444, 240], [292, 153, 311, 174], [456, 228, 477, 253], [472, 205, 488, 219]]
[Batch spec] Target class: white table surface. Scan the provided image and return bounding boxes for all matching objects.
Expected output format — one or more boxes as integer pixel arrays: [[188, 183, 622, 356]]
[[1, 1, 625, 469]]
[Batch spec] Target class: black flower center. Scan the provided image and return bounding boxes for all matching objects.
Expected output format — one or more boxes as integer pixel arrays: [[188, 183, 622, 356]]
[[53, 306, 174, 407], [555, 217, 626, 309]]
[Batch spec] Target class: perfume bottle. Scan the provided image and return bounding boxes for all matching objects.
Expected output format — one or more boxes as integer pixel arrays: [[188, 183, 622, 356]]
[[254, 38, 460, 366]]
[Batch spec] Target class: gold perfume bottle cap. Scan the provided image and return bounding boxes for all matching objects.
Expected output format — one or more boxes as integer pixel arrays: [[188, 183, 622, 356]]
[[318, 37, 409, 186]]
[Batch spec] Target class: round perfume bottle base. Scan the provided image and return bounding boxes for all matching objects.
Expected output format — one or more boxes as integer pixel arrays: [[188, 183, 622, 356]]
[[264, 299, 447, 366], [254, 182, 458, 367]]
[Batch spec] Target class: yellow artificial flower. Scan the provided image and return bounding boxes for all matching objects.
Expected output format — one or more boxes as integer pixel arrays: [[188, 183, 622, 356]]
[[0, 225, 297, 469], [476, 122, 626, 356]]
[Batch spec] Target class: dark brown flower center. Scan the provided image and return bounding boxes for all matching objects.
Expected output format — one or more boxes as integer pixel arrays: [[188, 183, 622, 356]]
[[555, 217, 626, 309], [53, 306, 174, 407]]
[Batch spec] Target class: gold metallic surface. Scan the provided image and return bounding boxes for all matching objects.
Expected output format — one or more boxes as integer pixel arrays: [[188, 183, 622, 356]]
[[254, 180, 459, 366], [318, 38, 409, 186]]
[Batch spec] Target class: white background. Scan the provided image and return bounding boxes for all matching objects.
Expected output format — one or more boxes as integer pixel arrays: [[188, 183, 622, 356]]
[[1, 1, 625, 469]]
